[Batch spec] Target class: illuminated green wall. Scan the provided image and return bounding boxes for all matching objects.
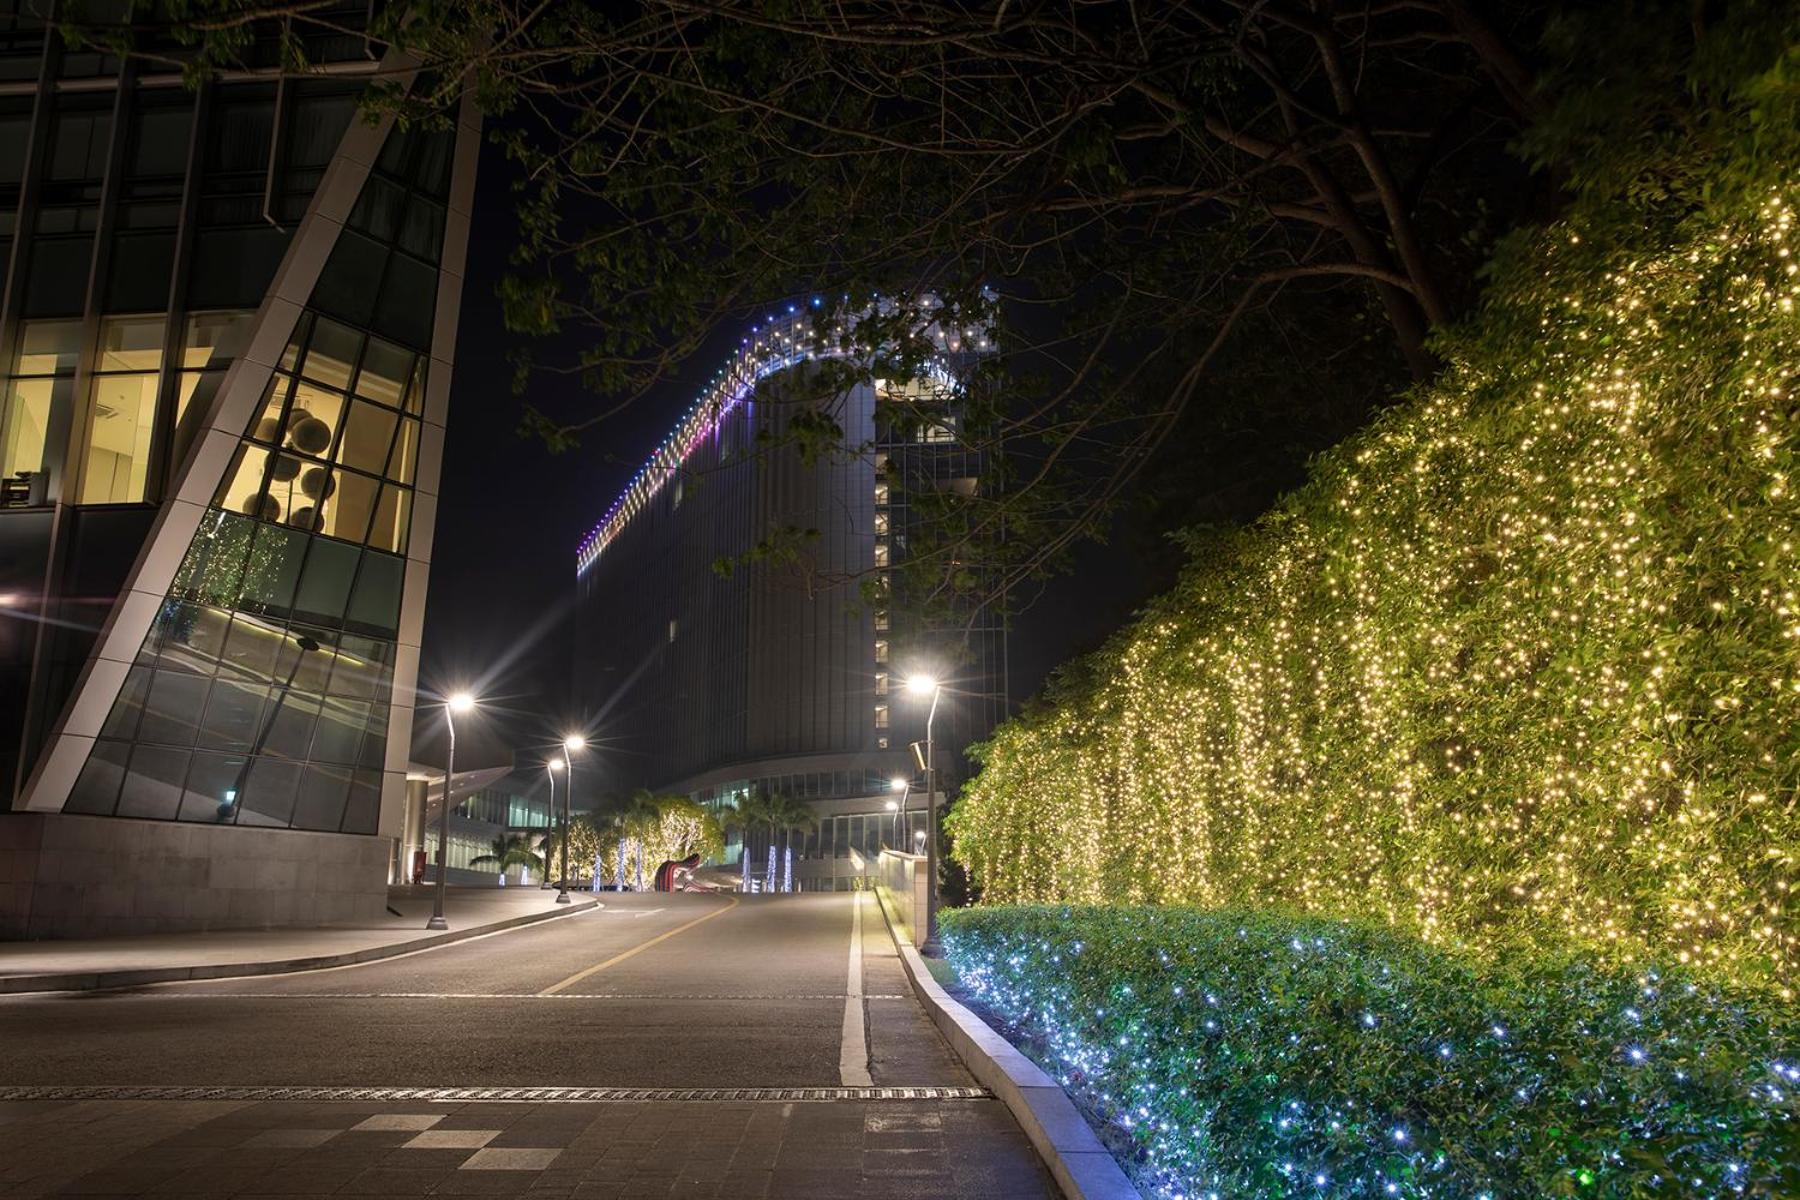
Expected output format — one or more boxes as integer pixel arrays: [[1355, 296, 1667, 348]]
[[951, 181, 1800, 991]]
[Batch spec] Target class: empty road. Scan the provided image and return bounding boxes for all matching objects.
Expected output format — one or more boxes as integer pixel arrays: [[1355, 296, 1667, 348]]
[[0, 891, 1060, 1198]]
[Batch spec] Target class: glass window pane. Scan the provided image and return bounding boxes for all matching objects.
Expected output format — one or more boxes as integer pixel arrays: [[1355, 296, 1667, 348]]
[[299, 317, 361, 390], [197, 675, 268, 751], [97, 315, 165, 371], [16, 319, 83, 374], [341, 769, 381, 834], [215, 442, 273, 518], [292, 537, 359, 623], [171, 512, 255, 604], [77, 372, 159, 503], [292, 763, 352, 831], [180, 751, 248, 822], [220, 613, 284, 680], [138, 669, 209, 745], [258, 693, 317, 759], [278, 625, 338, 693], [359, 705, 389, 768], [173, 369, 224, 466], [1, 377, 63, 483], [354, 337, 413, 408], [182, 310, 255, 370], [366, 484, 409, 553], [403, 360, 424, 414], [100, 665, 152, 740], [372, 253, 436, 349], [140, 601, 228, 675], [320, 469, 377, 544], [237, 522, 306, 614], [346, 551, 401, 634], [328, 635, 392, 699], [65, 739, 130, 814], [385, 417, 419, 484], [336, 400, 396, 475], [116, 745, 189, 820], [310, 699, 370, 763], [238, 757, 300, 827], [280, 380, 345, 458]]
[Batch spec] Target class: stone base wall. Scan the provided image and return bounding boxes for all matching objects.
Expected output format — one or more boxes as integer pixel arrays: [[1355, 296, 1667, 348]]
[[0, 814, 389, 939]]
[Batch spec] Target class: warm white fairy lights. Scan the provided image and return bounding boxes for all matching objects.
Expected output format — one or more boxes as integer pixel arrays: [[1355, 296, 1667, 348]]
[[950, 190, 1800, 993]]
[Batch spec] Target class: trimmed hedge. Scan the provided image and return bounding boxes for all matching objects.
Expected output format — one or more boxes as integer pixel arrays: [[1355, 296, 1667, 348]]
[[943, 906, 1799, 1199], [947, 100, 1800, 991]]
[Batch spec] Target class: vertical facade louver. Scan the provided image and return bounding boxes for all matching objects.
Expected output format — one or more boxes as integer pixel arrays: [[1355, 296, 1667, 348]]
[[0, 14, 479, 935]]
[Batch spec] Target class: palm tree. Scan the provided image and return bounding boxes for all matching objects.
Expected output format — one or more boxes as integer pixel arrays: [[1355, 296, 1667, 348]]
[[716, 795, 756, 892], [770, 794, 818, 893], [469, 833, 543, 885], [612, 789, 663, 891]]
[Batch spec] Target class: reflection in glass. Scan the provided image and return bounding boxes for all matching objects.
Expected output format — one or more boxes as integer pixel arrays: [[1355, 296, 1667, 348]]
[[238, 757, 300, 826], [65, 739, 130, 814], [138, 670, 209, 745], [180, 751, 249, 822], [292, 763, 352, 830], [116, 745, 189, 819]]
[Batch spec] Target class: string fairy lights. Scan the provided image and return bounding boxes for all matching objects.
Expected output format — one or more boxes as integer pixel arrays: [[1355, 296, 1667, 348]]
[[949, 188, 1800, 993]]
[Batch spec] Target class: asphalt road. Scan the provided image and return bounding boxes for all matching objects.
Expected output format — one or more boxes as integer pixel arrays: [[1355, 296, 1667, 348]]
[[0, 891, 1065, 1197], [0, 891, 970, 1091]]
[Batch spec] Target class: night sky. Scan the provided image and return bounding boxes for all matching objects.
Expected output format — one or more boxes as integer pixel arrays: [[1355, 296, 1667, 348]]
[[414, 137, 1150, 774]]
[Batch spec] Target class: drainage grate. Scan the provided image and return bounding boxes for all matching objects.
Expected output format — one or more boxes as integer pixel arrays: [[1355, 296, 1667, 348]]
[[0, 1084, 993, 1104]]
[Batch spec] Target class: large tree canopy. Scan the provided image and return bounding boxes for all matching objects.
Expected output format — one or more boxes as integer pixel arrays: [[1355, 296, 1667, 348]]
[[68, 1, 1758, 625]]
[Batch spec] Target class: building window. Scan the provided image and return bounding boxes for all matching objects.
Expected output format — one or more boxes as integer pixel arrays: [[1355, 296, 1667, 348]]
[[873, 510, 888, 535], [873, 540, 888, 567], [877, 736, 889, 749], [874, 609, 889, 631], [874, 639, 888, 664], [875, 672, 888, 696], [874, 704, 889, 729], [668, 618, 678, 643], [873, 481, 889, 506], [77, 315, 165, 504], [1, 320, 81, 505]]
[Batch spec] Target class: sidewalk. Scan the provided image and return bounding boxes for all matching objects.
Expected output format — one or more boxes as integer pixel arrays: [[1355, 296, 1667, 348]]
[[0, 885, 598, 994]]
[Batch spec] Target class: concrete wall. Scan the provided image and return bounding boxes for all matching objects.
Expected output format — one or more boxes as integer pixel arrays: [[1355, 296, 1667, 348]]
[[0, 813, 388, 939]]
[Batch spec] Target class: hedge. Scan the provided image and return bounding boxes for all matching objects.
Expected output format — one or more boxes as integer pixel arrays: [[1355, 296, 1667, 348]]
[[946, 96, 1800, 992], [943, 906, 1799, 1199]]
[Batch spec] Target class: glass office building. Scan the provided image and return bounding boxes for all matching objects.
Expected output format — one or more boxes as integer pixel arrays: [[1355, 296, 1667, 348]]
[[0, 8, 479, 935], [574, 307, 1007, 890]]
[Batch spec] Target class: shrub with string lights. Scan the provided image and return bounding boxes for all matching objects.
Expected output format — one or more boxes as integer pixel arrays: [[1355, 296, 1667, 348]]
[[949, 175, 1800, 991], [944, 906, 1798, 1199]]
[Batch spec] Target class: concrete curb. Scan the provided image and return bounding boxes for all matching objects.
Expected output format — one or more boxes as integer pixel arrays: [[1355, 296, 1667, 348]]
[[871, 890, 1142, 1200], [0, 896, 602, 995]]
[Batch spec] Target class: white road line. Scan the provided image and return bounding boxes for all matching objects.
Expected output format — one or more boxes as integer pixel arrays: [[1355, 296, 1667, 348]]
[[53, 992, 909, 1001], [839, 892, 873, 1086]]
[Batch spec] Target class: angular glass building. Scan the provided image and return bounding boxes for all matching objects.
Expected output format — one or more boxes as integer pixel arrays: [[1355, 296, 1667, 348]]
[[574, 306, 1008, 890], [0, 10, 479, 935]]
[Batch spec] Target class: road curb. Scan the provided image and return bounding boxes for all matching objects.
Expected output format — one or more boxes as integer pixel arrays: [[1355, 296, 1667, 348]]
[[0, 896, 602, 995], [870, 889, 1142, 1200]]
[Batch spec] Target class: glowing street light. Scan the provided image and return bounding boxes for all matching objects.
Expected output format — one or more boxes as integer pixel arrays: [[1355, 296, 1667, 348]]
[[904, 673, 944, 953], [557, 735, 587, 904], [542, 757, 565, 889], [428, 691, 478, 930], [887, 776, 909, 848]]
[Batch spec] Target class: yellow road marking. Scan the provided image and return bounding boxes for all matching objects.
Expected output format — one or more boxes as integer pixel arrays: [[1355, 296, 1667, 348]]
[[538, 898, 740, 995]]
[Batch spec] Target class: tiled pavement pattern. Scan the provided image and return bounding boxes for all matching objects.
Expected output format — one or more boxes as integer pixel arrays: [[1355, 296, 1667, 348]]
[[0, 1095, 1056, 1198]]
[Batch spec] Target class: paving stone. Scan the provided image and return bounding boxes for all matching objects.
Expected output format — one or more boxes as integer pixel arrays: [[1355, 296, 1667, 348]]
[[350, 1113, 443, 1131], [399, 1127, 498, 1150], [460, 1147, 561, 1171]]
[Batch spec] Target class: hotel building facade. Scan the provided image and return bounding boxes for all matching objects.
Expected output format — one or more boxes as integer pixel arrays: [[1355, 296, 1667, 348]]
[[574, 304, 1008, 890], [0, 10, 479, 935]]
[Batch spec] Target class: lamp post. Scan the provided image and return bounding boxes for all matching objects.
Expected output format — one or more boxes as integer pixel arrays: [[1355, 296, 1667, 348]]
[[543, 759, 562, 888], [887, 776, 908, 849], [558, 735, 585, 904], [428, 691, 476, 930], [904, 674, 942, 954]]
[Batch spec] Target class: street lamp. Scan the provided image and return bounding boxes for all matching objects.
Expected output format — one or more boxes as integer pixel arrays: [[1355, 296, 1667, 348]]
[[904, 673, 942, 953], [558, 735, 586, 904], [428, 690, 477, 930], [543, 758, 563, 889], [887, 775, 908, 849]]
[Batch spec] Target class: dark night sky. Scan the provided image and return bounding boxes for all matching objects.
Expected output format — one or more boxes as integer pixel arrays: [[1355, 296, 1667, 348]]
[[414, 138, 1151, 773]]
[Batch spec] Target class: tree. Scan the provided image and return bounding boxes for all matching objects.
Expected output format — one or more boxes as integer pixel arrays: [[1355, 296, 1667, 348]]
[[469, 833, 543, 885], [66, 0, 1554, 629], [716, 795, 758, 892], [769, 793, 819, 894]]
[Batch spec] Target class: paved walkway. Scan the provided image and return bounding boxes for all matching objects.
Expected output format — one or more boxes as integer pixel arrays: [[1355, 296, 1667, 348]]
[[0, 892, 1062, 1198], [0, 887, 593, 991]]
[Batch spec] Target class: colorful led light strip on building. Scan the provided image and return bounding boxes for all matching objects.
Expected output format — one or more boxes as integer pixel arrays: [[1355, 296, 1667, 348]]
[[573, 296, 982, 577]]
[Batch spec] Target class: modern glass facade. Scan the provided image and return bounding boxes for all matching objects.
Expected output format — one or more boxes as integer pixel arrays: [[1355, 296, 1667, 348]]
[[0, 6, 477, 894]]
